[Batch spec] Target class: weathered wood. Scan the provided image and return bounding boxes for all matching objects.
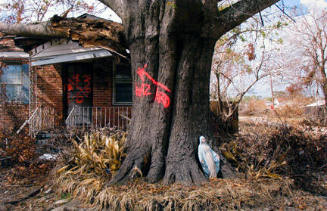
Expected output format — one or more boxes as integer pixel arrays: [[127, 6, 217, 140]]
[[50, 15, 126, 56], [0, 15, 126, 56]]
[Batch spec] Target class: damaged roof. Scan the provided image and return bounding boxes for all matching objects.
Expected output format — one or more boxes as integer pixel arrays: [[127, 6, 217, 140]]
[[1, 14, 127, 58], [0, 33, 29, 58], [30, 39, 114, 66]]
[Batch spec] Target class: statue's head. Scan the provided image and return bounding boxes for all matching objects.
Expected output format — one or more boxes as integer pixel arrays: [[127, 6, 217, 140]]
[[199, 136, 206, 144]]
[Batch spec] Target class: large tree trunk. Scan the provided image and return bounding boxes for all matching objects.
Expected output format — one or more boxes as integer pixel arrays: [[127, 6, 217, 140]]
[[108, 0, 281, 185], [0, 0, 279, 185], [109, 1, 223, 185]]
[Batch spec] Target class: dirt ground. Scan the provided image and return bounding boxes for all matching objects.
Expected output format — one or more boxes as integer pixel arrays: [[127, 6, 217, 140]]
[[1, 118, 327, 210]]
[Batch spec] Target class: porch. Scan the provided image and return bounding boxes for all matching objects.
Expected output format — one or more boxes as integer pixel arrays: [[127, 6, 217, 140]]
[[18, 105, 131, 137], [65, 106, 132, 130]]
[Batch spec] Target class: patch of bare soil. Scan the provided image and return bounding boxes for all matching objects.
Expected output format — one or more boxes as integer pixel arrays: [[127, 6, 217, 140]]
[[0, 168, 57, 211]]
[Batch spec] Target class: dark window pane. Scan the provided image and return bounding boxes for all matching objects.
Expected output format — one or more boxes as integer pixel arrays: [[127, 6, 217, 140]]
[[115, 83, 132, 103], [116, 64, 131, 80]]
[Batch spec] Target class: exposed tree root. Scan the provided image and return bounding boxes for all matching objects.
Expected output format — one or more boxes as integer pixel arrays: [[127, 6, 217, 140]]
[[163, 157, 207, 185], [108, 149, 148, 185]]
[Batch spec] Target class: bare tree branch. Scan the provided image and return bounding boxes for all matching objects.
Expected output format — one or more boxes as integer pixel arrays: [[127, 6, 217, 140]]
[[0, 22, 67, 38], [213, 0, 280, 37]]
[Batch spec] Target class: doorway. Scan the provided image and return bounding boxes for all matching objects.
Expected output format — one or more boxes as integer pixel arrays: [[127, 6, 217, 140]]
[[65, 62, 93, 125]]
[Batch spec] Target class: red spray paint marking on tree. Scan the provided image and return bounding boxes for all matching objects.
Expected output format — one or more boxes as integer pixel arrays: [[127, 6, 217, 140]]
[[135, 64, 171, 108], [135, 83, 152, 97]]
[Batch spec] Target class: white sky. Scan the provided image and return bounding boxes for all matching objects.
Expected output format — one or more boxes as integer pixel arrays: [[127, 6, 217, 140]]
[[246, 0, 327, 98], [1, 0, 325, 98], [301, 0, 327, 9], [0, 0, 121, 23]]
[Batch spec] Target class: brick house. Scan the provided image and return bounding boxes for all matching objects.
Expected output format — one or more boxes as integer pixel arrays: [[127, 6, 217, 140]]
[[0, 35, 30, 132], [0, 29, 132, 135]]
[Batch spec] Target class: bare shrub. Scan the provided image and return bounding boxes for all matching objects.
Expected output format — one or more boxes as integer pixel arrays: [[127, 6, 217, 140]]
[[240, 98, 267, 116], [275, 104, 305, 118], [221, 122, 327, 195]]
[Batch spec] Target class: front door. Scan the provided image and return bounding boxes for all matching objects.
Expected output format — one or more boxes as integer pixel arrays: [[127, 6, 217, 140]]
[[66, 63, 93, 126]]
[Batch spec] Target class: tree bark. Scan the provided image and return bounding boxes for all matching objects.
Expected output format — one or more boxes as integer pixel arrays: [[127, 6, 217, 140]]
[[109, 0, 235, 185], [0, 22, 65, 38], [0, 0, 280, 185], [108, 0, 279, 185], [319, 66, 327, 108]]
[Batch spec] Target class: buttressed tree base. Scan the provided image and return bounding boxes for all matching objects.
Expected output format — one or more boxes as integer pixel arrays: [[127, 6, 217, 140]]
[[0, 0, 280, 185]]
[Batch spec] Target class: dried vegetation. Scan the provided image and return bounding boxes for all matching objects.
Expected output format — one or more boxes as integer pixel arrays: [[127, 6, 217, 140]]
[[0, 131, 54, 184], [221, 122, 327, 193], [54, 128, 126, 205], [52, 123, 327, 210]]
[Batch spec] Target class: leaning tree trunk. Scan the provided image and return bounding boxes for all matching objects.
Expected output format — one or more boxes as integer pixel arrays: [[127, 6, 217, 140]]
[[110, 1, 231, 185]]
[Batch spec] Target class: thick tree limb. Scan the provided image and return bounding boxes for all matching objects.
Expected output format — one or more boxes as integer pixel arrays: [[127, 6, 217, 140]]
[[98, 0, 125, 19], [213, 0, 280, 37], [0, 22, 66, 38], [0, 15, 127, 56]]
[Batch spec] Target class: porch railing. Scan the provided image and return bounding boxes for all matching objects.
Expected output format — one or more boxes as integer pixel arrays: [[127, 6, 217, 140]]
[[29, 106, 55, 136], [17, 105, 55, 137], [65, 106, 132, 130], [16, 106, 39, 135]]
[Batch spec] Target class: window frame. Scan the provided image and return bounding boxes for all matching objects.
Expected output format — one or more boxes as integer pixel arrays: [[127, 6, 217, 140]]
[[112, 61, 133, 106], [0, 61, 29, 104]]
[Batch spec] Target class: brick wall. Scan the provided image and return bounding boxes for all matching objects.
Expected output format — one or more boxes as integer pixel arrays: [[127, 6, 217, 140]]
[[0, 56, 131, 132], [0, 36, 24, 52], [0, 56, 29, 133], [93, 58, 114, 107], [33, 64, 64, 126], [0, 103, 29, 132]]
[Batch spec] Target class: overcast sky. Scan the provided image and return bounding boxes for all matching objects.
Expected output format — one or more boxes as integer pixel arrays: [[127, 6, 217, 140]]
[[1, 0, 325, 98], [246, 0, 327, 98], [0, 0, 121, 23]]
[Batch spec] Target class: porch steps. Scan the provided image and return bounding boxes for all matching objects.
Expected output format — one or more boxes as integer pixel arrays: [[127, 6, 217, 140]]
[[35, 131, 67, 155]]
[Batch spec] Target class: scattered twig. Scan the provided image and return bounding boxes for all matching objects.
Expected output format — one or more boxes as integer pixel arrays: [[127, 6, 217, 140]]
[[4, 186, 42, 205]]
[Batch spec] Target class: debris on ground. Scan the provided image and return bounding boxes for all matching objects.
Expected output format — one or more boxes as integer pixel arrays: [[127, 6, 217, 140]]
[[1, 123, 326, 210]]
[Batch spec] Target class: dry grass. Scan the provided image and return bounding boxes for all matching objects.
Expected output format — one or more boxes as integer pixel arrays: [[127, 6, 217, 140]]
[[222, 122, 327, 179], [54, 129, 126, 206], [53, 176, 327, 210], [273, 104, 304, 118], [52, 125, 327, 210], [94, 178, 297, 210]]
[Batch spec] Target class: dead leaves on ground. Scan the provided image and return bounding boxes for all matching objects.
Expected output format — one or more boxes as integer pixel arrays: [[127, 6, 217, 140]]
[[0, 132, 54, 184], [220, 122, 327, 180]]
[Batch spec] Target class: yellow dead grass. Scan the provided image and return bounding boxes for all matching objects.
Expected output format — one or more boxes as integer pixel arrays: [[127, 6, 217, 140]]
[[52, 127, 327, 210]]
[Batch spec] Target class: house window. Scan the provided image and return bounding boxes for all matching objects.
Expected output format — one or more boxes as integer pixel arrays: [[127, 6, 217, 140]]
[[113, 63, 132, 105], [0, 63, 29, 104]]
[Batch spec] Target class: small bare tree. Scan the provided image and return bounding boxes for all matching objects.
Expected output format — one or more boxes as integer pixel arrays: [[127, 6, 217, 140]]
[[211, 16, 285, 122], [285, 9, 327, 107]]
